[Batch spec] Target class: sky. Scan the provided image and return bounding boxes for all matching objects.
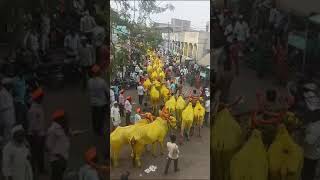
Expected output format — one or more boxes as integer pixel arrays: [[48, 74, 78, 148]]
[[111, 0, 210, 31]]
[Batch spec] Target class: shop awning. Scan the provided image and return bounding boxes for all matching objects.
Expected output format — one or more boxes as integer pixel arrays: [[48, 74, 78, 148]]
[[309, 14, 320, 25]]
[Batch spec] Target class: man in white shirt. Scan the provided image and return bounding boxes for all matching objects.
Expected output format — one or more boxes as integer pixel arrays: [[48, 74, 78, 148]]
[[302, 120, 320, 180], [111, 102, 121, 131], [233, 15, 249, 43], [124, 96, 133, 125], [79, 37, 95, 89], [80, 11, 96, 34], [135, 65, 140, 74], [110, 88, 115, 104], [64, 30, 81, 58], [164, 134, 180, 175], [2, 125, 33, 180], [88, 65, 108, 136], [137, 83, 145, 105]]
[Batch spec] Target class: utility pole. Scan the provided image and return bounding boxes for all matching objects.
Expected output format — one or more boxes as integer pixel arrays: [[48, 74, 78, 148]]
[[167, 22, 170, 55], [133, 0, 136, 23]]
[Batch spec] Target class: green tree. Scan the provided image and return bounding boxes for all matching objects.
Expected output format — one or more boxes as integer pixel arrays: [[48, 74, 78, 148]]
[[109, 0, 174, 79]]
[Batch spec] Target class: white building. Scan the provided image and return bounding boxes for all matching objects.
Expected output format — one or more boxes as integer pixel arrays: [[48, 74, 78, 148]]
[[168, 31, 210, 62], [171, 18, 191, 31], [154, 18, 210, 63]]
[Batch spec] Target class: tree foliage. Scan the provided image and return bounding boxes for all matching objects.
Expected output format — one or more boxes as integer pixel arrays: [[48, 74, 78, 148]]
[[110, 0, 174, 78]]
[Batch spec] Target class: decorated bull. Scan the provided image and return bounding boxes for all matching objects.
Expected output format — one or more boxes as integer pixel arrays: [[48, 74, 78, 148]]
[[180, 102, 194, 143], [165, 95, 176, 118], [193, 100, 205, 137], [130, 107, 177, 167], [110, 118, 154, 167], [149, 85, 160, 115], [176, 95, 186, 127]]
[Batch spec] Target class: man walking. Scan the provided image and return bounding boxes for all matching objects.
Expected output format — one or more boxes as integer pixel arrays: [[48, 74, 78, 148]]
[[27, 88, 46, 175], [111, 101, 121, 131], [119, 89, 125, 117], [164, 134, 180, 175], [88, 65, 108, 136], [124, 96, 132, 125], [2, 125, 33, 180], [137, 83, 145, 105]]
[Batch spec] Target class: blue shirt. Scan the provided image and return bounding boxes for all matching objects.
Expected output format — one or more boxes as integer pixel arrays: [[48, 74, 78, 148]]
[[113, 86, 119, 95], [170, 83, 176, 92], [13, 77, 27, 104]]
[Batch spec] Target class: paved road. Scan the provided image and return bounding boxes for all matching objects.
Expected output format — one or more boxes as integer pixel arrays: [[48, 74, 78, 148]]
[[110, 84, 210, 180]]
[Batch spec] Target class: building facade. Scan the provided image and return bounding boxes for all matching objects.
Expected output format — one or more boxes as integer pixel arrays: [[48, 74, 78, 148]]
[[168, 31, 210, 62], [171, 18, 191, 31]]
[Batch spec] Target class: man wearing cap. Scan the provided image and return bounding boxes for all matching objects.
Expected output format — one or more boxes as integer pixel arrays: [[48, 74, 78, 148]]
[[137, 83, 145, 105], [78, 147, 100, 180], [46, 109, 70, 180], [27, 88, 45, 175], [0, 78, 16, 141], [124, 96, 133, 125], [88, 65, 108, 136], [2, 125, 33, 180], [111, 101, 121, 131], [134, 108, 142, 124]]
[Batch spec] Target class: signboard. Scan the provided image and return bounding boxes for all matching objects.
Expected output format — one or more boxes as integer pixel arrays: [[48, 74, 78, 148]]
[[114, 26, 128, 35]]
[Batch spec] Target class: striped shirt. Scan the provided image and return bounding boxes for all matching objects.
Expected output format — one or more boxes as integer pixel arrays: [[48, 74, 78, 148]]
[[304, 121, 320, 160]]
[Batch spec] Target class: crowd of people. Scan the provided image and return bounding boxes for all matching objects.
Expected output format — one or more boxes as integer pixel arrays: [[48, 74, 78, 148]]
[[110, 49, 211, 131], [211, 2, 292, 104], [212, 3, 320, 180], [0, 1, 111, 180]]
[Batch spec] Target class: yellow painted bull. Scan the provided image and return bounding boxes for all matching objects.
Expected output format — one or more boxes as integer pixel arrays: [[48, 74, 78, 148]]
[[176, 95, 186, 126], [158, 71, 166, 82], [180, 102, 194, 143], [193, 100, 205, 137], [110, 118, 154, 167], [147, 66, 153, 76], [149, 85, 160, 115], [160, 84, 170, 102], [151, 71, 158, 81], [143, 78, 152, 91], [165, 95, 176, 118], [130, 108, 177, 167]]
